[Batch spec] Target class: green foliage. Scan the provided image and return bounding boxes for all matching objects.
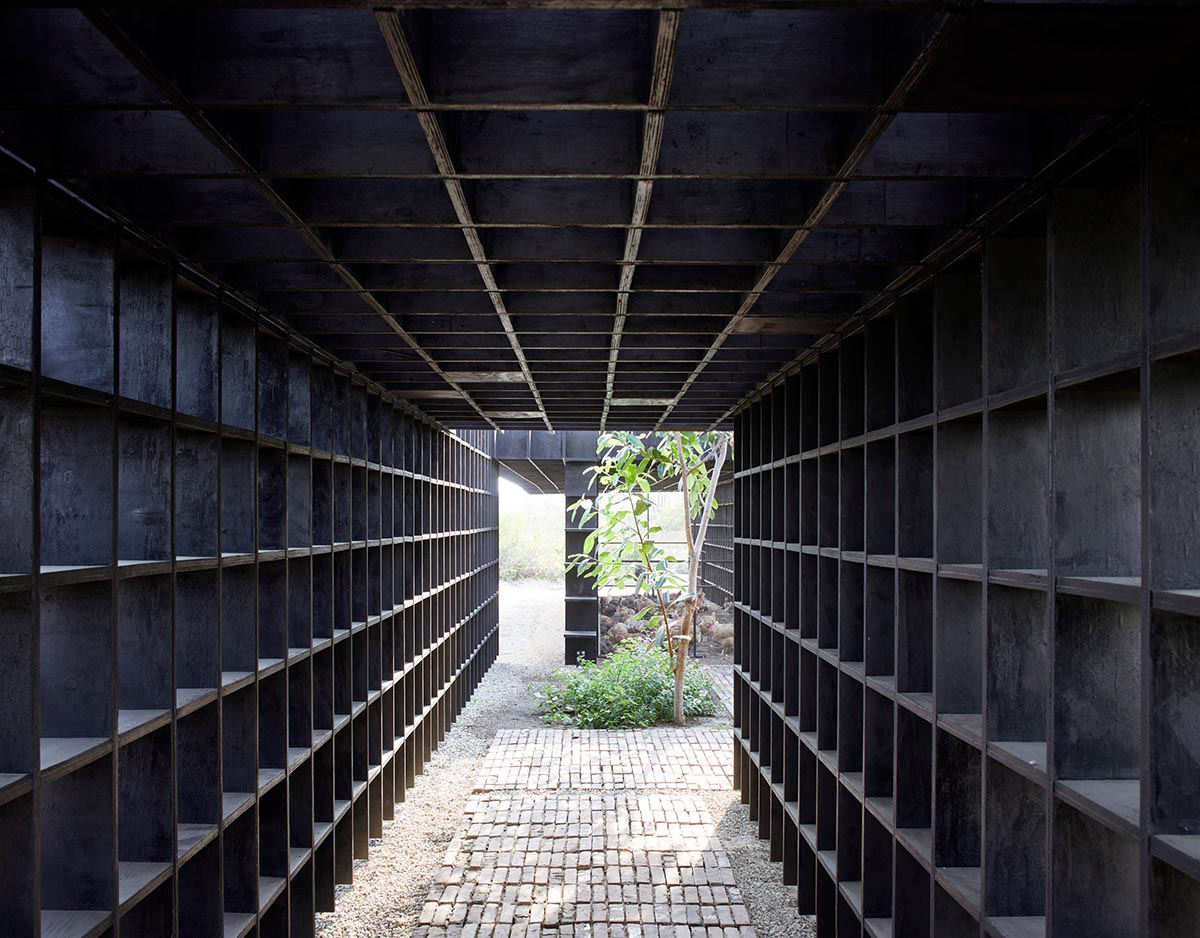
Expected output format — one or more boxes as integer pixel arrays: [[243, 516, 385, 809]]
[[533, 639, 717, 728], [566, 431, 731, 627]]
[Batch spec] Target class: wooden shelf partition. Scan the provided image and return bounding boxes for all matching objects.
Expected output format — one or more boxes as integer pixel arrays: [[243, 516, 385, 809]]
[[0, 166, 500, 937], [731, 120, 1200, 938]]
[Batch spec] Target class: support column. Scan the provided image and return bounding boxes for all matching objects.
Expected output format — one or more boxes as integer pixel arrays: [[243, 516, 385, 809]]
[[563, 432, 599, 663]]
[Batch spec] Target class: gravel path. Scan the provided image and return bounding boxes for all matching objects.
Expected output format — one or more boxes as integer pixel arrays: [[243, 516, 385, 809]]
[[315, 580, 812, 937]]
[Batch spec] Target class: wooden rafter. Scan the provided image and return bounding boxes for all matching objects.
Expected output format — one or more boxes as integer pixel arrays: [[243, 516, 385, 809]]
[[377, 10, 553, 431]]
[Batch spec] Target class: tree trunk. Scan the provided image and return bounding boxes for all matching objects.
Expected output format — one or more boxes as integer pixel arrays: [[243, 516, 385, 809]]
[[673, 596, 697, 725]]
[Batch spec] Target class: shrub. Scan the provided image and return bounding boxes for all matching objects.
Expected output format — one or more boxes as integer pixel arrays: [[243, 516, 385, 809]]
[[533, 639, 717, 728]]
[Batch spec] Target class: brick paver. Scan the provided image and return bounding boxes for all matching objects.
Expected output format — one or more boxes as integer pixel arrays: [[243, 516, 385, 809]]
[[708, 667, 735, 717], [476, 728, 732, 792], [413, 727, 754, 938]]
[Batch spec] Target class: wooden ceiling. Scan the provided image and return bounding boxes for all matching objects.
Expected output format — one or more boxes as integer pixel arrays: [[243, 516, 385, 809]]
[[1, 3, 1197, 429]]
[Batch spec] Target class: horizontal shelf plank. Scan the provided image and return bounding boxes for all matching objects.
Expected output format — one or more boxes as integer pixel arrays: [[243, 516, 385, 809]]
[[118, 860, 171, 910], [985, 916, 1046, 938], [988, 741, 1047, 785], [41, 909, 111, 938], [937, 866, 981, 918], [1055, 778, 1140, 839]]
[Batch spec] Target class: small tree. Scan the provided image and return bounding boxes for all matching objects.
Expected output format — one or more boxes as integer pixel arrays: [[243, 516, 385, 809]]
[[567, 430, 731, 725]]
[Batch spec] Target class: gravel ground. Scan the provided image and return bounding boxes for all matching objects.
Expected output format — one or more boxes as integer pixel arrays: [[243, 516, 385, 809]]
[[315, 580, 812, 937]]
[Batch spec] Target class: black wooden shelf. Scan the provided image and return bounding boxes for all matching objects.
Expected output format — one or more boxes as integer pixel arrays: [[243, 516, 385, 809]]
[[0, 175, 501, 938], [731, 126, 1200, 938]]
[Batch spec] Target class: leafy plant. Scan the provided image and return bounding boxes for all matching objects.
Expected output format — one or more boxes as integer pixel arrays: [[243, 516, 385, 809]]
[[566, 430, 731, 724], [534, 639, 716, 728]]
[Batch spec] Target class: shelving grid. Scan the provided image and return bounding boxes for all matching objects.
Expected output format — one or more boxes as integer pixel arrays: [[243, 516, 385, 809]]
[[700, 478, 735, 607], [0, 160, 500, 938], [730, 121, 1200, 938], [564, 433, 600, 664]]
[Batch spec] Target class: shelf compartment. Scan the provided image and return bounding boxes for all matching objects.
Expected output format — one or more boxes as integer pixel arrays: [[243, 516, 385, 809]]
[[288, 353, 312, 446], [119, 879, 172, 936], [259, 560, 287, 661], [0, 793, 35, 933], [934, 729, 981, 868], [257, 331, 288, 441], [176, 282, 219, 423], [988, 398, 1048, 571], [178, 840, 221, 938], [0, 593, 35, 776], [41, 581, 113, 740], [897, 429, 932, 560], [864, 687, 893, 802], [818, 454, 838, 549], [40, 207, 113, 394], [1051, 144, 1141, 376], [177, 429, 220, 559], [223, 807, 258, 919], [841, 333, 865, 440], [221, 311, 256, 432], [1150, 609, 1200, 834], [839, 560, 864, 663], [41, 754, 115, 916], [818, 350, 839, 447], [118, 576, 172, 715], [259, 445, 287, 552], [865, 440, 894, 557], [862, 808, 893, 922], [896, 292, 934, 423], [289, 556, 312, 655], [222, 687, 257, 796], [1151, 854, 1200, 938], [936, 416, 982, 565], [0, 178, 35, 372], [1053, 371, 1141, 579], [864, 566, 894, 678], [866, 314, 896, 432], [221, 565, 256, 676], [1149, 353, 1200, 592], [289, 455, 312, 549], [1053, 595, 1140, 781], [894, 836, 931, 938], [1051, 799, 1139, 938], [986, 760, 1045, 920], [220, 440, 256, 556], [987, 585, 1046, 745], [896, 704, 932, 833], [935, 879, 980, 938], [936, 579, 981, 715], [117, 728, 172, 895], [176, 571, 219, 695], [117, 414, 171, 563], [897, 571, 932, 696], [986, 221, 1048, 397], [934, 262, 983, 411], [0, 385, 34, 577], [40, 401, 113, 568], [840, 449, 864, 552]]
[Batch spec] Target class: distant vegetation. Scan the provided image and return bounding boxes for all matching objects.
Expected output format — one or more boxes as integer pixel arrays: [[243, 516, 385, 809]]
[[498, 491, 564, 581]]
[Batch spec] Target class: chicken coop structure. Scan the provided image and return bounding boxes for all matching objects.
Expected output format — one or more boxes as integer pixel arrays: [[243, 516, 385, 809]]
[[1, 4, 1199, 938]]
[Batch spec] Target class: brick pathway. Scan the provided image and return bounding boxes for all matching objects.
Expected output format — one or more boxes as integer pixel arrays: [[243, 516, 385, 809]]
[[475, 728, 732, 792], [415, 727, 754, 938], [707, 666, 735, 717]]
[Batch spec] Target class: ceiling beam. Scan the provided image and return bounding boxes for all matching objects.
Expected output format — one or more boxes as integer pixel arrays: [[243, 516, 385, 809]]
[[376, 10, 554, 432], [654, 9, 968, 430], [601, 9, 681, 431], [82, 9, 500, 430], [704, 64, 1181, 432]]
